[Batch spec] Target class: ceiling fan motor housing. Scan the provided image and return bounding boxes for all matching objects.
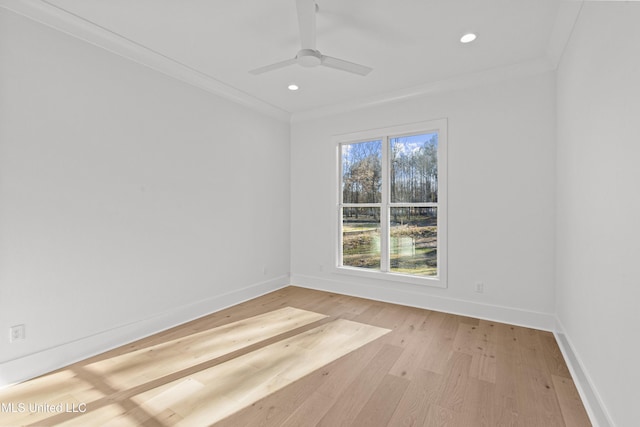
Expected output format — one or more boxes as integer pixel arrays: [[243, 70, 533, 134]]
[[296, 49, 323, 67]]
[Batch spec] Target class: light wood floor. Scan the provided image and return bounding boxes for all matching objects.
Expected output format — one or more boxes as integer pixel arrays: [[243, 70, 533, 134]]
[[0, 286, 591, 426]]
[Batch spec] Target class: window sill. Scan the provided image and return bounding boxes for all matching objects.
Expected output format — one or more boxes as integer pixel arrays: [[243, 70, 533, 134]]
[[334, 266, 447, 289]]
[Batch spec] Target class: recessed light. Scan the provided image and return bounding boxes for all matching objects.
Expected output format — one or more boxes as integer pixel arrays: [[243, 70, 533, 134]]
[[460, 33, 477, 44], [288, 84, 299, 91]]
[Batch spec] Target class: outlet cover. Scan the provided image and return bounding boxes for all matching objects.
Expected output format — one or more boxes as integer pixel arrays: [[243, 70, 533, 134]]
[[10, 324, 25, 342]]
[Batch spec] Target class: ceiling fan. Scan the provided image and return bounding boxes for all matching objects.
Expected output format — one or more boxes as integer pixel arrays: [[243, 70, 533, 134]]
[[249, 0, 372, 76]]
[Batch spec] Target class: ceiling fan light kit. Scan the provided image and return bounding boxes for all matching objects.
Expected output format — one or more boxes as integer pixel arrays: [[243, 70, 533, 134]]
[[249, 0, 372, 76]]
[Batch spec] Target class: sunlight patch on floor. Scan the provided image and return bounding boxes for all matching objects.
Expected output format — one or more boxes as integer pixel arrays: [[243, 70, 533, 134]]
[[84, 306, 327, 389], [57, 403, 142, 427], [0, 368, 104, 426], [132, 318, 390, 426], [0, 307, 326, 427]]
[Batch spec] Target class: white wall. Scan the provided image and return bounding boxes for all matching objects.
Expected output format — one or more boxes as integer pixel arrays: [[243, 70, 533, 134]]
[[0, 9, 289, 385], [556, 3, 640, 426], [291, 72, 557, 328]]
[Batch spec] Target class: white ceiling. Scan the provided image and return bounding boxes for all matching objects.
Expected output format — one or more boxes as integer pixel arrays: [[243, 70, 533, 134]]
[[15, 0, 575, 117]]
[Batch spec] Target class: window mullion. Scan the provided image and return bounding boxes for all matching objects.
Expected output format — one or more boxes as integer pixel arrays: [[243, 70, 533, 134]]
[[380, 136, 390, 272], [389, 202, 438, 208], [342, 203, 381, 208]]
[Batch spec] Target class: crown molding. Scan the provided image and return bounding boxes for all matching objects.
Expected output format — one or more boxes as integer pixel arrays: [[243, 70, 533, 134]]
[[291, 57, 556, 123], [1, 0, 581, 125], [0, 0, 291, 122]]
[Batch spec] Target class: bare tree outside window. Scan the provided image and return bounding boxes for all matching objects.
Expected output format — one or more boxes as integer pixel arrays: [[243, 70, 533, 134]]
[[339, 132, 440, 277]]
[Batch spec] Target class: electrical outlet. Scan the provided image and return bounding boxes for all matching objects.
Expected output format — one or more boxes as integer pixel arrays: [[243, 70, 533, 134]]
[[475, 283, 484, 293], [9, 324, 25, 342]]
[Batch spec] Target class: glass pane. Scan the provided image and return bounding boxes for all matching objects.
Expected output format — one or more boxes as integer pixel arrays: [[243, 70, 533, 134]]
[[390, 207, 437, 276], [390, 133, 438, 203], [342, 207, 381, 270], [341, 140, 382, 204]]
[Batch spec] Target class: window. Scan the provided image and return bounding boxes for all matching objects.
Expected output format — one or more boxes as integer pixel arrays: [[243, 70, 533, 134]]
[[337, 120, 447, 287]]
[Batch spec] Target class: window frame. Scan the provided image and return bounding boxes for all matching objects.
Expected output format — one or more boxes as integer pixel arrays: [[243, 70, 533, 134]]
[[335, 119, 448, 288]]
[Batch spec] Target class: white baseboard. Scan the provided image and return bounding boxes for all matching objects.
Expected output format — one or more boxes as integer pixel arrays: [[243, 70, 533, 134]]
[[0, 275, 288, 389], [554, 318, 615, 427], [290, 274, 556, 331]]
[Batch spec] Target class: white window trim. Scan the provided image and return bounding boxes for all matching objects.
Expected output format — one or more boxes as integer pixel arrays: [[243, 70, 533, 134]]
[[334, 119, 448, 288]]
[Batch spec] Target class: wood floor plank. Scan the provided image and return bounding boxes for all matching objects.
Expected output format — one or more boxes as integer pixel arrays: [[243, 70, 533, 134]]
[[312, 335, 384, 400], [388, 334, 433, 380], [353, 301, 386, 324], [279, 391, 335, 427], [514, 327, 566, 426], [219, 323, 386, 427], [539, 331, 572, 378], [0, 287, 591, 427], [422, 404, 464, 426], [452, 322, 478, 355], [468, 321, 498, 383], [387, 307, 431, 348], [317, 344, 404, 427], [437, 351, 472, 413], [387, 309, 436, 380], [552, 375, 592, 427], [386, 369, 444, 426], [419, 312, 459, 375], [452, 320, 498, 383], [214, 365, 320, 427], [417, 309, 442, 332], [351, 373, 409, 427], [518, 366, 565, 426], [369, 304, 411, 333], [491, 322, 522, 425], [460, 377, 497, 426], [453, 320, 497, 383]]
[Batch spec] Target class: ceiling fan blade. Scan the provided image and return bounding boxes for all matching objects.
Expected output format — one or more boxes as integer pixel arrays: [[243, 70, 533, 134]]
[[249, 58, 297, 75], [296, 0, 316, 50], [321, 55, 373, 76]]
